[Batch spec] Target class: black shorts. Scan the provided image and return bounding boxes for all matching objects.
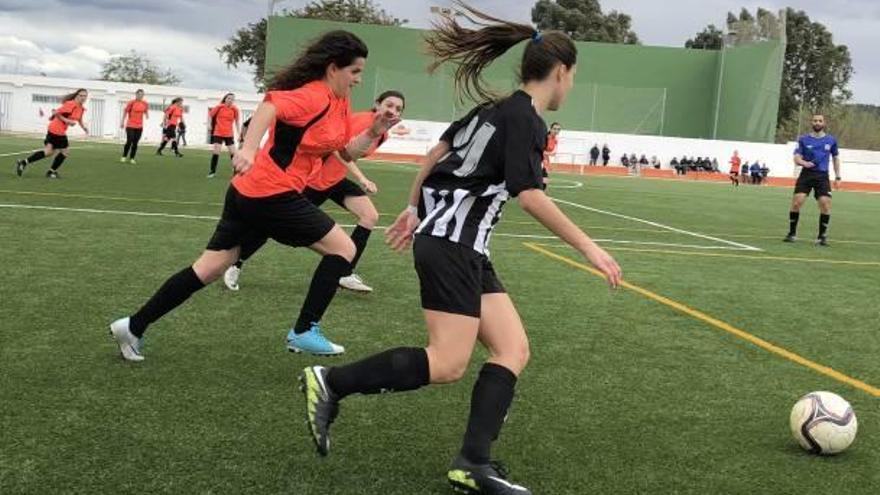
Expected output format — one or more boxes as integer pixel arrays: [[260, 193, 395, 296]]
[[125, 127, 143, 142], [163, 125, 177, 139], [211, 135, 235, 146], [303, 178, 366, 208], [206, 186, 335, 251], [413, 235, 506, 318], [795, 170, 832, 199], [44, 132, 68, 150]]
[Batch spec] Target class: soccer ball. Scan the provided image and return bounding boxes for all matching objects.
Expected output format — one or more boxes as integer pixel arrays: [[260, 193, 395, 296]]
[[789, 391, 857, 455]]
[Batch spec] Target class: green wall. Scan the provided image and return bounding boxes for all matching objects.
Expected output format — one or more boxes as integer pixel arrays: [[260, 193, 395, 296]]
[[267, 17, 782, 142]]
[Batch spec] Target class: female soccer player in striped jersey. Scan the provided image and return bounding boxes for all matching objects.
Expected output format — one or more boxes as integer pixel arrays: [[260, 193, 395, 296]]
[[298, 4, 621, 494], [156, 97, 185, 157], [16, 88, 89, 178], [109, 30, 399, 359], [207, 93, 241, 178], [120, 89, 149, 164], [223, 90, 405, 294]]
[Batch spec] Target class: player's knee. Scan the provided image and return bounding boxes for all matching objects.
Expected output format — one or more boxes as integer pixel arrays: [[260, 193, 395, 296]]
[[358, 207, 379, 229], [428, 351, 470, 384], [333, 237, 356, 262], [496, 339, 530, 375]]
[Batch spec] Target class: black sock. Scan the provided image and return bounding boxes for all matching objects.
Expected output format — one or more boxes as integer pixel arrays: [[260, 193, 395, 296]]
[[293, 255, 352, 333], [234, 260, 243, 269], [157, 140, 167, 152], [239, 236, 268, 263], [326, 347, 429, 398], [50, 154, 66, 171], [123, 141, 132, 158], [26, 151, 46, 163], [460, 363, 517, 465], [130, 141, 139, 159], [210, 154, 219, 174], [349, 225, 372, 270], [819, 214, 830, 239], [129, 266, 205, 337], [171, 141, 179, 154], [789, 211, 800, 236]]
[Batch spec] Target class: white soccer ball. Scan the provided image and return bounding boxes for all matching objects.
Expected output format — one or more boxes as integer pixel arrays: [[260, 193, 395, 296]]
[[790, 391, 857, 455]]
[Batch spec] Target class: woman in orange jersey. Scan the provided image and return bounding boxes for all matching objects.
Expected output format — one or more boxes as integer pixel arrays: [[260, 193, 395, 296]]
[[120, 89, 149, 164], [542, 121, 560, 188], [16, 88, 89, 179], [156, 97, 184, 157], [207, 92, 241, 178], [223, 90, 405, 293], [109, 30, 399, 361]]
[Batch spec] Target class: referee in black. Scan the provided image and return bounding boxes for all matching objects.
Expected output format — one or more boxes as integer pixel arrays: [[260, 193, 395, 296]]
[[785, 114, 841, 246]]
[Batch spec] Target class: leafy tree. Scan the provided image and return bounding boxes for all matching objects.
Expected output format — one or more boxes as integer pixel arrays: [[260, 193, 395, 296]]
[[685, 24, 723, 50], [99, 51, 180, 86], [531, 0, 639, 44], [218, 0, 405, 90]]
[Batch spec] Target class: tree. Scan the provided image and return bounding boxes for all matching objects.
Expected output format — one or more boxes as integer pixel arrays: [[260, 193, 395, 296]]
[[685, 24, 723, 50], [531, 0, 639, 44], [99, 51, 180, 86], [218, 0, 405, 90], [687, 7, 852, 141]]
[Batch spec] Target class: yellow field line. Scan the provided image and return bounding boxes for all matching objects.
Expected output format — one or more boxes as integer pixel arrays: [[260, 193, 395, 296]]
[[523, 242, 880, 398], [531, 242, 880, 267]]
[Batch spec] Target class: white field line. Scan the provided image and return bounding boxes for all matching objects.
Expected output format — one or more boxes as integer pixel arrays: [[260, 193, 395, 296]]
[[0, 146, 92, 158], [0, 203, 748, 251], [551, 197, 762, 252]]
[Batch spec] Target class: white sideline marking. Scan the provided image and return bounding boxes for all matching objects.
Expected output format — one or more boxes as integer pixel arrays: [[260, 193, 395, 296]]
[[0, 203, 756, 251], [551, 197, 762, 252], [0, 146, 91, 158]]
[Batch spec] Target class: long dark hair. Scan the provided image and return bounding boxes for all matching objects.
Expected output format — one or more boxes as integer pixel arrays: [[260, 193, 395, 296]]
[[269, 30, 368, 91], [375, 90, 405, 109], [171, 97, 183, 105], [220, 92, 235, 104], [61, 88, 88, 102], [425, 0, 576, 103]]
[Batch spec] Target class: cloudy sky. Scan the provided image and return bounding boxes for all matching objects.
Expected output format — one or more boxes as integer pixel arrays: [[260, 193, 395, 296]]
[[0, 0, 876, 104]]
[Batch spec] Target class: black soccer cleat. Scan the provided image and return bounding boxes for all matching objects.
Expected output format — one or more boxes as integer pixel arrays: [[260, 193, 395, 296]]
[[447, 456, 531, 495], [298, 366, 339, 457], [815, 237, 829, 247], [783, 234, 796, 243], [175, 152, 184, 158], [15, 159, 26, 177]]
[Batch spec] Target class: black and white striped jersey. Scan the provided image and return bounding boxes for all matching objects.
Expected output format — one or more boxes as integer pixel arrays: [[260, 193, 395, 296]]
[[416, 90, 546, 256]]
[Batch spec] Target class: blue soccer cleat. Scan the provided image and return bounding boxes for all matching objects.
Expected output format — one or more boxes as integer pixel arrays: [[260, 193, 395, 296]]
[[287, 323, 345, 356]]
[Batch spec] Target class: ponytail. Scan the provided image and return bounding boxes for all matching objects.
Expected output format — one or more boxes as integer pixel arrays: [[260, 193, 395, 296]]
[[425, 1, 576, 104]]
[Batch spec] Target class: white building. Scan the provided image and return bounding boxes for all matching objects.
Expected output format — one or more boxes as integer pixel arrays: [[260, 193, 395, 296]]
[[0, 74, 261, 146]]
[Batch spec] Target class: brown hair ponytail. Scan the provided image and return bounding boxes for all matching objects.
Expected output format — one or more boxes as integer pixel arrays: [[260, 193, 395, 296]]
[[426, 1, 577, 103]]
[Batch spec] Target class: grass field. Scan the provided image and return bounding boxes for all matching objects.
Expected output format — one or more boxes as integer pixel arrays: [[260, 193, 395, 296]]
[[1, 134, 878, 494]]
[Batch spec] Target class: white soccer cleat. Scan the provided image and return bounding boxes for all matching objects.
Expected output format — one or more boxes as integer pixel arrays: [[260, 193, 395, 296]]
[[223, 265, 241, 291], [339, 274, 372, 293], [109, 317, 144, 362]]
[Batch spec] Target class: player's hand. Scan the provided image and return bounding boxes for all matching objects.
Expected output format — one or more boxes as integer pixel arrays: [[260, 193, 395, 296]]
[[232, 148, 256, 175], [369, 109, 401, 138], [120, 124, 124, 130], [385, 208, 419, 252], [834, 178, 842, 190], [583, 243, 622, 289], [801, 161, 815, 169], [360, 179, 378, 195]]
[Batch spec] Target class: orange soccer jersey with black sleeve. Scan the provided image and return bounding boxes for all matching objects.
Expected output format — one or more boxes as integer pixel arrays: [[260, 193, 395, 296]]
[[48, 100, 84, 136], [209, 104, 239, 138], [308, 111, 384, 191], [164, 105, 183, 126], [124, 100, 149, 129], [542, 134, 557, 168], [231, 80, 351, 198], [730, 156, 741, 174]]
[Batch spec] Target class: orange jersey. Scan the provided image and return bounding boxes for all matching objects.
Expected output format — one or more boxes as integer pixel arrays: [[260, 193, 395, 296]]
[[209, 104, 239, 138], [232, 81, 351, 198], [545, 134, 558, 154], [124, 99, 149, 129], [164, 105, 183, 126], [47, 100, 85, 136], [729, 156, 741, 173], [308, 111, 384, 191]]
